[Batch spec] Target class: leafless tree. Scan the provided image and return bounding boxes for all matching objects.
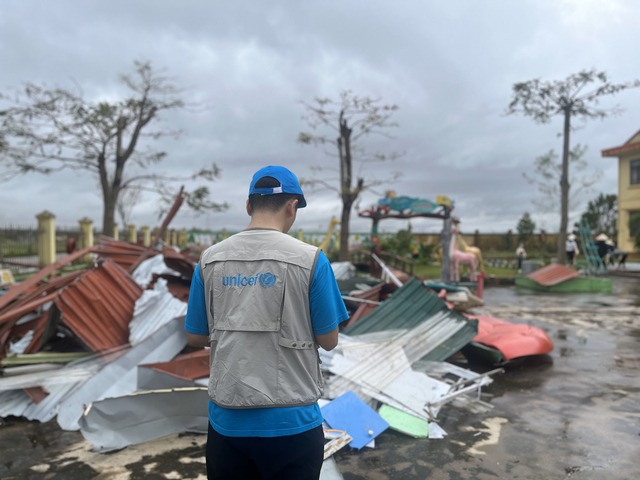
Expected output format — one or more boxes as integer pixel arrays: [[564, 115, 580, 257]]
[[507, 69, 639, 263], [0, 60, 226, 234], [298, 91, 401, 261]]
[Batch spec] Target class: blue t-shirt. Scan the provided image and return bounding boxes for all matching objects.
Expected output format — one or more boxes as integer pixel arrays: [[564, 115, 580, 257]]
[[184, 250, 348, 437]]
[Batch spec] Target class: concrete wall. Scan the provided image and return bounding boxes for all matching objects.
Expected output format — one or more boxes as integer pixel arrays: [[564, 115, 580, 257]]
[[617, 153, 640, 252]]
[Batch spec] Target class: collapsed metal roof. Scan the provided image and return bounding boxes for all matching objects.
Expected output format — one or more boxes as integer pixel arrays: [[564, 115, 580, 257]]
[[344, 277, 477, 362], [1, 238, 493, 456], [525, 263, 581, 286]]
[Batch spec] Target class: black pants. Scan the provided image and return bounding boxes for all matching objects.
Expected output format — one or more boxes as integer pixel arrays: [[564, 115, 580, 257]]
[[206, 423, 324, 480]]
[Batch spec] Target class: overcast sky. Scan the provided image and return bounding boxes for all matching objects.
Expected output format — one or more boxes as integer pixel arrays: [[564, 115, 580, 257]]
[[1, 0, 639, 236]]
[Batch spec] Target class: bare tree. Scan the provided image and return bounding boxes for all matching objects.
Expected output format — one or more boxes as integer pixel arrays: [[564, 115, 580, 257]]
[[506, 69, 639, 263], [0, 60, 225, 234], [298, 91, 401, 261], [525, 144, 600, 216]]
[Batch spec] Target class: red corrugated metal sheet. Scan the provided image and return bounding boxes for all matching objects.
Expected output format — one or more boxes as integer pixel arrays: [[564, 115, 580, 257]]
[[0, 247, 94, 312], [526, 264, 581, 286], [141, 349, 209, 381], [162, 246, 195, 278], [97, 236, 158, 272], [55, 259, 143, 351]]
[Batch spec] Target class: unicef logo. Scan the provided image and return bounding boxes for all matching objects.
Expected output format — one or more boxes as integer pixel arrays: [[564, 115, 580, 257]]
[[259, 272, 277, 288]]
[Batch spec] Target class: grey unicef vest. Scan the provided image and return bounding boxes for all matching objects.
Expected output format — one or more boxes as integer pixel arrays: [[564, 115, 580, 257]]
[[199, 229, 323, 408]]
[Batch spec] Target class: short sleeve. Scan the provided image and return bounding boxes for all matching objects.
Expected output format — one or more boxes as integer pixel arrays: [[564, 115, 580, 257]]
[[185, 263, 209, 335], [309, 252, 349, 335]]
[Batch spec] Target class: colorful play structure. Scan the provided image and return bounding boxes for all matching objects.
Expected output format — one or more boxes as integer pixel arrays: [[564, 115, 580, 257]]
[[358, 191, 484, 285]]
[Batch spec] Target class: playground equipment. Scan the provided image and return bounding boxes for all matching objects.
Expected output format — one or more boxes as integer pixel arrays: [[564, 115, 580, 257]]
[[456, 233, 485, 273], [359, 192, 460, 282], [319, 216, 340, 252], [450, 220, 478, 282], [578, 220, 606, 275]]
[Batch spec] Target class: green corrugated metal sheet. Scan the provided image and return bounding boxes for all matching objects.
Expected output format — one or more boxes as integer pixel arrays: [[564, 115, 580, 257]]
[[343, 277, 478, 362]]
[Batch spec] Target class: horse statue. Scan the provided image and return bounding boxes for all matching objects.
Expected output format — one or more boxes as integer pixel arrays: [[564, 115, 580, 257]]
[[450, 222, 478, 282], [456, 234, 485, 272]]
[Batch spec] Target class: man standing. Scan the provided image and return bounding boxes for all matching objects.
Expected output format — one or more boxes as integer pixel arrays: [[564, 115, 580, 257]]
[[185, 165, 348, 479], [516, 243, 527, 273], [565, 233, 579, 266]]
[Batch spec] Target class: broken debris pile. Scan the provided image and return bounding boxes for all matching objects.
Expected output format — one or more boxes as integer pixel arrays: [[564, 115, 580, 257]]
[[1, 248, 508, 457], [0, 239, 196, 434]]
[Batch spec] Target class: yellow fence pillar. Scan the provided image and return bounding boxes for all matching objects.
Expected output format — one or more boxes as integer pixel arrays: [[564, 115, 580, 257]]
[[170, 229, 178, 247], [36, 211, 56, 268], [79, 217, 94, 263], [79, 218, 94, 249], [127, 224, 137, 244], [163, 229, 171, 245], [142, 226, 151, 247], [113, 223, 119, 241], [178, 229, 187, 248]]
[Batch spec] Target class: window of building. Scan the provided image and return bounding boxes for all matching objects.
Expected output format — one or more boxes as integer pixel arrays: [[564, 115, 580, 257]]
[[631, 159, 640, 185]]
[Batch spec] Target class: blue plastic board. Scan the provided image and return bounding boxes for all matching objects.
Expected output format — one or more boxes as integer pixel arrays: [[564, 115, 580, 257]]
[[321, 391, 389, 449]]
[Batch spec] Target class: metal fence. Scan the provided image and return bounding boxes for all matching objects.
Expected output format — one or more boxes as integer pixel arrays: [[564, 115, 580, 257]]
[[0, 225, 81, 274]]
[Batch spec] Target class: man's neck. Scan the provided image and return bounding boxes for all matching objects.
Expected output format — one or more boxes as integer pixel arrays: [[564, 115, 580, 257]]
[[247, 215, 286, 233]]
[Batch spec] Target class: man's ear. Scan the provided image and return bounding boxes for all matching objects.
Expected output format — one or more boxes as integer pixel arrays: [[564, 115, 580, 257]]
[[288, 199, 299, 215], [246, 199, 252, 216]]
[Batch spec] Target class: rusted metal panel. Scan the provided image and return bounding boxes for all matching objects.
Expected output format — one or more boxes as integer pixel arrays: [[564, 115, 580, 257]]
[[0, 292, 57, 326], [162, 246, 195, 278], [526, 264, 580, 286], [96, 236, 158, 272], [55, 259, 142, 351], [140, 349, 209, 381], [24, 386, 48, 404], [0, 247, 94, 311]]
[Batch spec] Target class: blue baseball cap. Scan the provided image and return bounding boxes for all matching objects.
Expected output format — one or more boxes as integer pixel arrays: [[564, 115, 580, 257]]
[[249, 166, 307, 208]]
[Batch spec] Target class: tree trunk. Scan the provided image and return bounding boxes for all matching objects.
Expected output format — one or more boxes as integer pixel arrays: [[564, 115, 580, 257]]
[[339, 199, 352, 262], [440, 216, 452, 282], [337, 111, 353, 262], [102, 193, 117, 237], [558, 108, 571, 264]]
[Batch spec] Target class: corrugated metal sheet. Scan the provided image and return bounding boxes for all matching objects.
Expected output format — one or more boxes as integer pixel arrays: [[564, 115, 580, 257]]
[[343, 277, 477, 363], [131, 254, 181, 288], [129, 279, 187, 344], [162, 246, 195, 278], [55, 259, 143, 351], [56, 317, 187, 431], [345, 277, 468, 333], [0, 354, 106, 422], [526, 264, 580, 286], [78, 387, 209, 452], [97, 236, 157, 272], [140, 349, 209, 382]]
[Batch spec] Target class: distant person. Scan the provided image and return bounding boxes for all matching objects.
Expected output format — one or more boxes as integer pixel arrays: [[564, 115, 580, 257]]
[[595, 233, 614, 267], [609, 248, 628, 269], [565, 233, 579, 266], [516, 243, 526, 273]]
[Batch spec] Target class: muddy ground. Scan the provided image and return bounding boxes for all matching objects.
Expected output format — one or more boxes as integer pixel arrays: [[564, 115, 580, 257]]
[[1, 276, 639, 480]]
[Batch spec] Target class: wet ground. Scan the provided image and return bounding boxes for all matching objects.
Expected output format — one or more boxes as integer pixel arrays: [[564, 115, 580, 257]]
[[1, 276, 639, 480]]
